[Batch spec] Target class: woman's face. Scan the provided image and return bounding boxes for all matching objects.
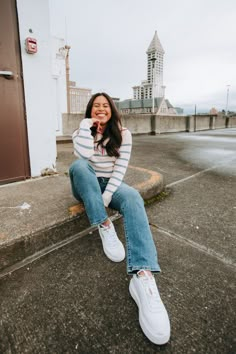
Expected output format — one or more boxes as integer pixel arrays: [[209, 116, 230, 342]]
[[91, 95, 112, 127]]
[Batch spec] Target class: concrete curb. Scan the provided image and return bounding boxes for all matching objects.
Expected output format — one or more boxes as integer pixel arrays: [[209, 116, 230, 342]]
[[0, 167, 163, 276], [130, 165, 164, 199]]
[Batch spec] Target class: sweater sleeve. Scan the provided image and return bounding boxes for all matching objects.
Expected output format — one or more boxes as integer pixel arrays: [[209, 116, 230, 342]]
[[72, 119, 95, 159], [102, 129, 132, 207]]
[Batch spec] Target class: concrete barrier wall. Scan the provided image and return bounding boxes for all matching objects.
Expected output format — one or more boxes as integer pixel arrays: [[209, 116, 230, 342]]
[[215, 116, 227, 129], [228, 116, 236, 128], [62, 113, 152, 135], [121, 114, 151, 134], [195, 115, 212, 131], [62, 113, 84, 135], [155, 115, 187, 133], [62, 113, 236, 136]]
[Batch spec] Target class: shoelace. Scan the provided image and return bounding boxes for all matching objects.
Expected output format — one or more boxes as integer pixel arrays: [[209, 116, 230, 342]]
[[101, 225, 119, 248], [138, 271, 162, 310]]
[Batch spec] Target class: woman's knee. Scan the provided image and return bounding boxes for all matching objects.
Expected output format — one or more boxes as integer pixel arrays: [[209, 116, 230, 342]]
[[132, 188, 144, 204], [121, 187, 144, 208], [69, 159, 90, 177]]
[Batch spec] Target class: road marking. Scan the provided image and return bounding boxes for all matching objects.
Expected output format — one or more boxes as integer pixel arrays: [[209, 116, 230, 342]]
[[150, 223, 236, 270], [166, 166, 219, 188], [166, 158, 235, 188]]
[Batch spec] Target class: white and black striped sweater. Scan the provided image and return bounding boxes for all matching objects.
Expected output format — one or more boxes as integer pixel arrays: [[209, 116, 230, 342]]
[[72, 118, 132, 207]]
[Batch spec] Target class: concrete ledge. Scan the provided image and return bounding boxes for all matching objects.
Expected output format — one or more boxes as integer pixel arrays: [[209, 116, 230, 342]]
[[56, 135, 72, 144], [0, 167, 163, 274]]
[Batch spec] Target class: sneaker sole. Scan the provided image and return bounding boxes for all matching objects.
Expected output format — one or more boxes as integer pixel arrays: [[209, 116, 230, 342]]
[[98, 229, 125, 263], [129, 280, 170, 345]]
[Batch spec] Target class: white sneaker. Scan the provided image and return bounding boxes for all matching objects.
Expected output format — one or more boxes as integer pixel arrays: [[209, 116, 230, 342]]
[[98, 221, 125, 262], [129, 270, 170, 345]]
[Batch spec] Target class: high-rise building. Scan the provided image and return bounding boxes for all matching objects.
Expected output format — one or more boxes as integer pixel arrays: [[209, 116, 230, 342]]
[[133, 31, 165, 100], [116, 31, 182, 115]]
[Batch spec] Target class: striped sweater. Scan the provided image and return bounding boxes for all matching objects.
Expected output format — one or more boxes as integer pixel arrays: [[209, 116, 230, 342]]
[[72, 118, 132, 207]]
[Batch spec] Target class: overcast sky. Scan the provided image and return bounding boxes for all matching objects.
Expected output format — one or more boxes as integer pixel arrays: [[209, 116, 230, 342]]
[[49, 0, 236, 114]]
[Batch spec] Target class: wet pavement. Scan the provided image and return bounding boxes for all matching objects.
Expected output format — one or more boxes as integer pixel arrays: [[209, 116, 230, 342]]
[[0, 128, 235, 353]]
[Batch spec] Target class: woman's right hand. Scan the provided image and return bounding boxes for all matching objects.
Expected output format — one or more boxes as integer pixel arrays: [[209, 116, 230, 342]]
[[91, 118, 105, 134], [91, 117, 100, 128]]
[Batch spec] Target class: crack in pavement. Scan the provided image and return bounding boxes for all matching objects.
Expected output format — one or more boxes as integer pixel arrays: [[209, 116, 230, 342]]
[[150, 223, 236, 270]]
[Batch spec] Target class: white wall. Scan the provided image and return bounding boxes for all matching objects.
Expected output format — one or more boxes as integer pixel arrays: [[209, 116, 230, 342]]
[[51, 37, 67, 136], [16, 0, 57, 177]]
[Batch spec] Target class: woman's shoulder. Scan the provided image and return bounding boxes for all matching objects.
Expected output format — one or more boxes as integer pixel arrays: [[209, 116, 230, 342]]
[[121, 126, 130, 133], [121, 127, 132, 141]]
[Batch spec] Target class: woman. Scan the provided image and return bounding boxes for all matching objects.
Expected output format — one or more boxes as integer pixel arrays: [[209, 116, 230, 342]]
[[69, 92, 170, 345]]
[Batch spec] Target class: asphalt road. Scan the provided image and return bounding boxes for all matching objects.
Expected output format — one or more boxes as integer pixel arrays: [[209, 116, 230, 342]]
[[1, 128, 235, 354]]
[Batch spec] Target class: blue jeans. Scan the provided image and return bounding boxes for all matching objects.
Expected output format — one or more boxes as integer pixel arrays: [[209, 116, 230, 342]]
[[69, 159, 161, 274]]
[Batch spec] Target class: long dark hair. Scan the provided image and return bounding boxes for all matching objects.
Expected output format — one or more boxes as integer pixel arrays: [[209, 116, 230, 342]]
[[85, 92, 122, 158]]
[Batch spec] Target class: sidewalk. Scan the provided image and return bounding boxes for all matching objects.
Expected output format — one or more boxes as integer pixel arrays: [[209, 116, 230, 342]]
[[0, 141, 164, 275]]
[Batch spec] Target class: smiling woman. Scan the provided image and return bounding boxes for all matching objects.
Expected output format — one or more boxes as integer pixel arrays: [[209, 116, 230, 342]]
[[85, 92, 122, 158], [68, 92, 171, 345], [91, 95, 112, 130]]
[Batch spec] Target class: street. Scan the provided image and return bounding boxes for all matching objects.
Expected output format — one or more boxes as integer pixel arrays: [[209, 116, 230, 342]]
[[1, 128, 235, 353]]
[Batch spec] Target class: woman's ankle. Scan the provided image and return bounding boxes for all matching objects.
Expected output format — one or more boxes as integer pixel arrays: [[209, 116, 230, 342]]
[[101, 218, 111, 227], [138, 270, 152, 277]]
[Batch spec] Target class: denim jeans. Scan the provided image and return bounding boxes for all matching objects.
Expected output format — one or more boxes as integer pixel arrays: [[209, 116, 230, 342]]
[[69, 159, 161, 274]]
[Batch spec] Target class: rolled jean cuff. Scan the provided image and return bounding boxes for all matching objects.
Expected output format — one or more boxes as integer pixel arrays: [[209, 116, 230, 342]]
[[127, 265, 161, 275], [90, 215, 109, 227]]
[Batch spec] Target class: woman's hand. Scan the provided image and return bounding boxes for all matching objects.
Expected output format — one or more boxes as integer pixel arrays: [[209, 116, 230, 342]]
[[91, 118, 106, 134]]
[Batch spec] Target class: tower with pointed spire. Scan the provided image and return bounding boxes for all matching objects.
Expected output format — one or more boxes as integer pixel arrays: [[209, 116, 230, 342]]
[[133, 31, 165, 100]]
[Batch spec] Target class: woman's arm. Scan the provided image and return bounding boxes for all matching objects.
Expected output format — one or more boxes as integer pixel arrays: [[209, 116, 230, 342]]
[[102, 129, 132, 207], [72, 119, 95, 159]]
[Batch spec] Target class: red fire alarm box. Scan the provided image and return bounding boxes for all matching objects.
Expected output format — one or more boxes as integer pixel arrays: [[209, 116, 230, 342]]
[[25, 37, 37, 54]]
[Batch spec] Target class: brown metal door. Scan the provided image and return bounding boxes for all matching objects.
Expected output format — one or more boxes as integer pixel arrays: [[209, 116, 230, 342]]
[[0, 0, 30, 184]]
